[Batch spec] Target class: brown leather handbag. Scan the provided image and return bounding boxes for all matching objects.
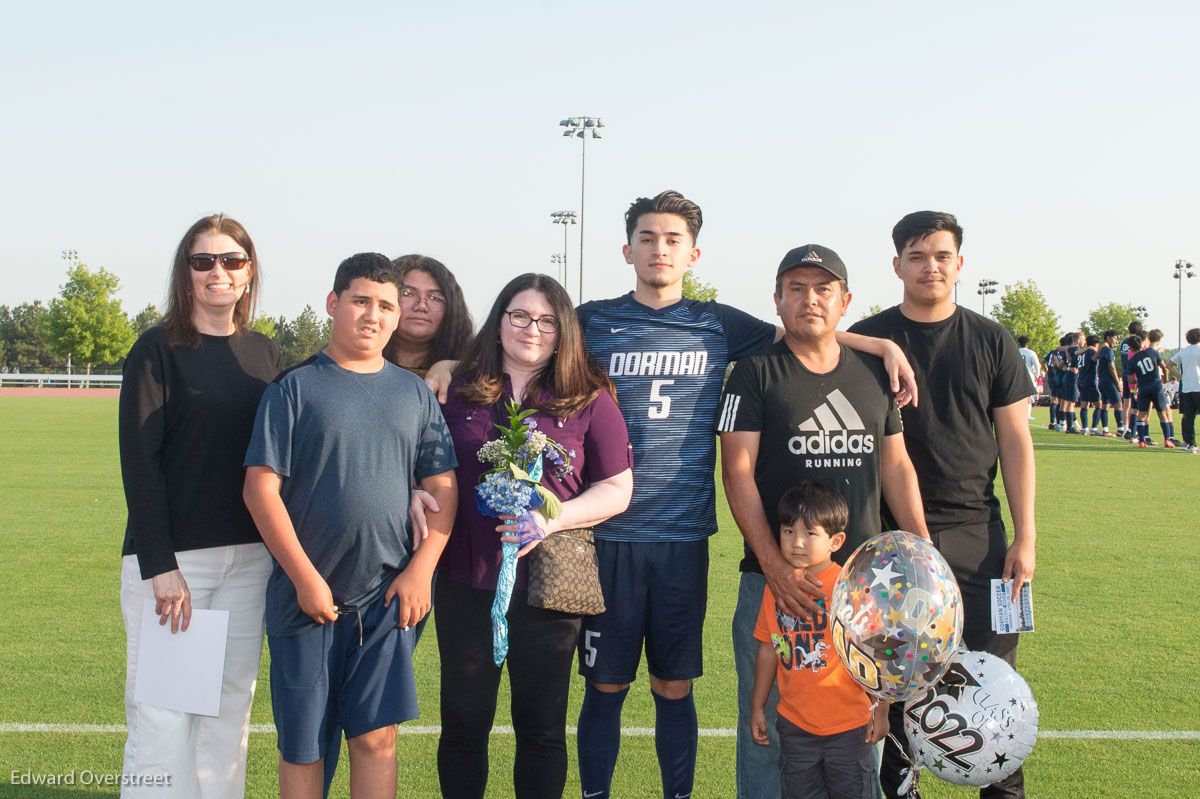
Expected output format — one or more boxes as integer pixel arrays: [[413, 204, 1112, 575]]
[[526, 528, 606, 616]]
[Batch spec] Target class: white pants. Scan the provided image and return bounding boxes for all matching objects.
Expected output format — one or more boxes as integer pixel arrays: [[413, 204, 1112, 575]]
[[120, 543, 272, 799]]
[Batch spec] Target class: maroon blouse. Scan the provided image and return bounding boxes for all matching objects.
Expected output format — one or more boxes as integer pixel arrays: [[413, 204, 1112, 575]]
[[438, 375, 633, 591]]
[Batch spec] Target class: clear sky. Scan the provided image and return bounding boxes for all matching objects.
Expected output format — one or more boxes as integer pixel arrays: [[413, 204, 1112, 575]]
[[3, 1, 1197, 346]]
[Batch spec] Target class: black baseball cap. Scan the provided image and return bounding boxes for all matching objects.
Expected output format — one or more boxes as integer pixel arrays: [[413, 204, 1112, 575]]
[[776, 244, 848, 283]]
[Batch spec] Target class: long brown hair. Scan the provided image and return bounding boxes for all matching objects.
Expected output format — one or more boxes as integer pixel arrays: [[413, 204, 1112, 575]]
[[383, 254, 474, 369], [455, 273, 614, 418], [160, 214, 260, 348]]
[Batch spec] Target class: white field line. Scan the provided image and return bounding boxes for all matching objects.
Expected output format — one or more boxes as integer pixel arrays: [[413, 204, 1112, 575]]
[[1, 723, 1198, 740]]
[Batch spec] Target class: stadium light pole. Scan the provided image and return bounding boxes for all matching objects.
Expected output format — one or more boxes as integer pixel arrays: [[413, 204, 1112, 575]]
[[1174, 259, 1195, 350], [550, 211, 577, 291], [559, 116, 603, 304], [977, 279, 999, 316], [550, 254, 566, 284], [61, 250, 78, 383]]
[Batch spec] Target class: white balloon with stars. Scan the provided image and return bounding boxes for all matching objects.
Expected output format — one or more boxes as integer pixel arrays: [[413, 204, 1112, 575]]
[[902, 649, 1038, 788]]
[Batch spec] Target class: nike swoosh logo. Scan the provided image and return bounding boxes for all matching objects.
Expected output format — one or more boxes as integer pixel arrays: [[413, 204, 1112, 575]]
[[583, 792, 605, 798], [610, 327, 628, 333]]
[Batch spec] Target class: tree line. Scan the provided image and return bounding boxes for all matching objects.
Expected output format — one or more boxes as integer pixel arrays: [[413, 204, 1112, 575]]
[[0, 262, 1161, 376], [0, 262, 332, 374]]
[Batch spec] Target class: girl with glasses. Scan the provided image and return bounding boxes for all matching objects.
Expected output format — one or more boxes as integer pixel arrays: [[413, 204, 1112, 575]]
[[383, 254, 473, 377], [435, 273, 633, 799]]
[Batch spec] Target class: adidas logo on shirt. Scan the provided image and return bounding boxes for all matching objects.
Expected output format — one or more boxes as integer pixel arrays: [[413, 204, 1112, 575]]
[[720, 388, 876, 469], [786, 389, 876, 457]]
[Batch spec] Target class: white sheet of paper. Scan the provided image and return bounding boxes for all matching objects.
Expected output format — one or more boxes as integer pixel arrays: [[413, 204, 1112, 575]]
[[990, 579, 1035, 633], [133, 598, 229, 717]]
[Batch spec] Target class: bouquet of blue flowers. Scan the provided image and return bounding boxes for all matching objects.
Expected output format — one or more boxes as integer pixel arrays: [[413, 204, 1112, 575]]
[[476, 399, 573, 664]]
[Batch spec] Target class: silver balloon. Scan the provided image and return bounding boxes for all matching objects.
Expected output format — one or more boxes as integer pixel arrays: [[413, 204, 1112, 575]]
[[902, 649, 1038, 787], [829, 531, 964, 703]]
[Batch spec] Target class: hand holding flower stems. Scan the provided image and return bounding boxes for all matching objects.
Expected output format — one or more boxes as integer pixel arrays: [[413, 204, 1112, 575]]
[[475, 399, 574, 664]]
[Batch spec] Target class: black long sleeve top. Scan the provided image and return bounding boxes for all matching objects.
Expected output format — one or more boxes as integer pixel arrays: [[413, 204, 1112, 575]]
[[119, 326, 281, 579]]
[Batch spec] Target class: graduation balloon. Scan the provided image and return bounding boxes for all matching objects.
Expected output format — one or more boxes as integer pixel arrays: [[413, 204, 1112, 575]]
[[903, 650, 1038, 787], [829, 531, 963, 703]]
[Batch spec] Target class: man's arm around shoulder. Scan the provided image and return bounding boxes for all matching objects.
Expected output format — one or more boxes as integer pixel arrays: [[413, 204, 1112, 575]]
[[719, 430, 822, 618]]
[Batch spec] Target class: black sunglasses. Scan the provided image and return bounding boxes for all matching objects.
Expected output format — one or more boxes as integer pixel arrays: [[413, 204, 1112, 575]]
[[189, 252, 250, 272]]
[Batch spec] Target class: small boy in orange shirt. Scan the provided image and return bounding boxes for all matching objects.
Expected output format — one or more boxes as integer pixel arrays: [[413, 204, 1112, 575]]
[[750, 482, 889, 799]]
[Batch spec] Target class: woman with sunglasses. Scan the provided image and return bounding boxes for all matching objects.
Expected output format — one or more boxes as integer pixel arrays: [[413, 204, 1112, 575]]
[[383, 254, 473, 377], [436, 273, 633, 799], [118, 215, 280, 797]]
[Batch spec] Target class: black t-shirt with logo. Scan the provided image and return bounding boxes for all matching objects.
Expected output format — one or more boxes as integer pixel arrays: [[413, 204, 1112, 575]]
[[849, 306, 1031, 531], [717, 341, 902, 573]]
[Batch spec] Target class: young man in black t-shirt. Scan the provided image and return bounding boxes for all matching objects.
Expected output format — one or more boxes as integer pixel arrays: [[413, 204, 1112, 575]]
[[850, 212, 1036, 799]]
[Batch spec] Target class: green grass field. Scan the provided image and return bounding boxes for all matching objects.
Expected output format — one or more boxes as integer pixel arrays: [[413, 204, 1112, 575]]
[[1, 396, 1198, 797]]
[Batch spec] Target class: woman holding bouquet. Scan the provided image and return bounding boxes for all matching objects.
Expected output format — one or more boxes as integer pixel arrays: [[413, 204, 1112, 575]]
[[436, 273, 633, 799]]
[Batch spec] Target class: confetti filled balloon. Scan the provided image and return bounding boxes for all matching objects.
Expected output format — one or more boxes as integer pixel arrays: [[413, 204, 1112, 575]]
[[902, 650, 1038, 787], [829, 531, 963, 703]]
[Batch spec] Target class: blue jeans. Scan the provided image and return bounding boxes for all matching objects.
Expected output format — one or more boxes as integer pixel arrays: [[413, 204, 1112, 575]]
[[734, 572, 780, 798]]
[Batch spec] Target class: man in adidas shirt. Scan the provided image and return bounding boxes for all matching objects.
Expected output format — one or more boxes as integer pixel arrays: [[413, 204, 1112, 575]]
[[717, 244, 929, 799], [850, 211, 1036, 799]]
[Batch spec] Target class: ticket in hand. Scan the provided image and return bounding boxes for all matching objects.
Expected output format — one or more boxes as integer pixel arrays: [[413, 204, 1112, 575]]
[[990, 579, 1034, 633]]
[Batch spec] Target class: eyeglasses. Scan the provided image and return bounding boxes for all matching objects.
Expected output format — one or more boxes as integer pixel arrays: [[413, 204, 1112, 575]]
[[400, 289, 447, 310], [505, 310, 559, 334], [189, 252, 250, 272]]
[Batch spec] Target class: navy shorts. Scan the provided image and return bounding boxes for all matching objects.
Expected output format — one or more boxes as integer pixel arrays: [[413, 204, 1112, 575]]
[[1099, 380, 1122, 406], [578, 539, 708, 684], [1123, 376, 1137, 399], [1060, 378, 1079, 403], [268, 591, 418, 764], [1137, 386, 1169, 414], [1077, 381, 1100, 404]]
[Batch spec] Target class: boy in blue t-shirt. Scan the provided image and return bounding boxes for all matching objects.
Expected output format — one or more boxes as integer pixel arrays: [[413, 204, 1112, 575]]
[[244, 253, 458, 797]]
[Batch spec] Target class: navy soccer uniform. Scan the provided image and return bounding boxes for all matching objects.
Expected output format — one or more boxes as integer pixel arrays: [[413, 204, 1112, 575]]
[[1076, 349, 1099, 403], [1132, 348, 1169, 413], [576, 294, 775, 683], [1061, 345, 1081, 403], [1098, 345, 1121, 405], [1121, 337, 1140, 399], [1044, 349, 1062, 400]]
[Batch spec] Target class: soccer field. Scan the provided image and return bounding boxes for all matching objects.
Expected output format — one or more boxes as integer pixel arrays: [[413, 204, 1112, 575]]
[[1, 396, 1197, 798]]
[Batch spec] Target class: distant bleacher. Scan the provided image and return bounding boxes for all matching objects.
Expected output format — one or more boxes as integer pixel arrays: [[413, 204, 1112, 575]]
[[0, 373, 122, 388]]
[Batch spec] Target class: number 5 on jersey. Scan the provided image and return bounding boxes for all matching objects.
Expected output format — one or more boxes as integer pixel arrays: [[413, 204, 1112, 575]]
[[649, 379, 674, 419]]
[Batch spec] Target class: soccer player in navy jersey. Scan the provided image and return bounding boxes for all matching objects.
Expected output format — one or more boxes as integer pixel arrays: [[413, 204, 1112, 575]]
[[1096, 330, 1123, 436], [1075, 335, 1101, 434], [1130, 329, 1181, 447], [571, 191, 916, 799], [1120, 321, 1144, 440], [1061, 332, 1084, 434], [1044, 344, 1061, 429]]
